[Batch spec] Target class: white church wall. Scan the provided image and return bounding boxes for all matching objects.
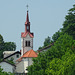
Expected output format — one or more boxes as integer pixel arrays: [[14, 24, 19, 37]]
[[23, 57, 33, 73], [0, 62, 15, 73], [21, 34, 33, 55], [16, 58, 29, 73], [24, 60, 28, 73], [16, 61, 24, 73], [3, 51, 16, 58], [28, 58, 33, 66]]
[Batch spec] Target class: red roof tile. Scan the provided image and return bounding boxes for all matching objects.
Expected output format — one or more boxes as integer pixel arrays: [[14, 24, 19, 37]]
[[16, 49, 38, 62], [22, 49, 38, 58], [21, 32, 34, 38]]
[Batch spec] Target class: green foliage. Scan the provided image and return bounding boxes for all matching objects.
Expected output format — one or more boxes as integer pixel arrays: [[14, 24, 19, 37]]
[[38, 36, 52, 50], [7, 57, 15, 65], [28, 52, 46, 75], [0, 34, 4, 59], [62, 4, 75, 39], [46, 51, 75, 75], [44, 36, 51, 47], [52, 30, 61, 42], [38, 46, 42, 50], [28, 4, 75, 75], [0, 34, 4, 50], [0, 34, 16, 59], [4, 42, 16, 51], [28, 34, 75, 75]]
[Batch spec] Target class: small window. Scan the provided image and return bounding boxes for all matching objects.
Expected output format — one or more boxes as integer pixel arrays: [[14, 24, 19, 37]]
[[16, 54, 19, 58], [26, 41, 27, 46], [28, 41, 30, 46], [27, 26, 29, 30], [25, 41, 30, 47]]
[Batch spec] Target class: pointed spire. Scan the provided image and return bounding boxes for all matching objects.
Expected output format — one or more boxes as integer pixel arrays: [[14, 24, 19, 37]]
[[26, 11, 29, 23], [25, 10, 30, 25], [25, 10, 30, 32]]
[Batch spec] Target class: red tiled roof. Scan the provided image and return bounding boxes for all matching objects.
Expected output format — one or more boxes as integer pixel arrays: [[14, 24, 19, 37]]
[[16, 57, 22, 62], [22, 49, 38, 58], [16, 49, 38, 62], [21, 32, 34, 38]]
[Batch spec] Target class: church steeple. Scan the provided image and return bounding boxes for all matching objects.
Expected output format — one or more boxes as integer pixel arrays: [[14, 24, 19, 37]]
[[21, 9, 34, 56], [25, 11, 30, 32]]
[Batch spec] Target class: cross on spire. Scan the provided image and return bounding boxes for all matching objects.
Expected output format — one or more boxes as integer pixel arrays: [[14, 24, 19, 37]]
[[26, 5, 29, 11]]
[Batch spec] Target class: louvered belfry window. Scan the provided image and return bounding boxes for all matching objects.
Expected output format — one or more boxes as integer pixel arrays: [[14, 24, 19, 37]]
[[26, 41, 30, 47]]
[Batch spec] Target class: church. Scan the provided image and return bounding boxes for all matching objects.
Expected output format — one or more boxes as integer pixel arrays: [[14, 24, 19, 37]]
[[0, 8, 52, 74], [15, 10, 38, 73], [0, 10, 38, 74]]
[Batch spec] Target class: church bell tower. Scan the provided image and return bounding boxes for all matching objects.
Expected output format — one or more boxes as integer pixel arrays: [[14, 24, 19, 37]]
[[21, 10, 34, 56]]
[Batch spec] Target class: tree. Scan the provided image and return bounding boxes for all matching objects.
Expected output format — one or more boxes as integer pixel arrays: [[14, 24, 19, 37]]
[[0, 34, 16, 60], [44, 36, 51, 47], [52, 30, 61, 42], [62, 4, 75, 39], [4, 42, 16, 51], [28, 34, 75, 75], [0, 34, 4, 51], [28, 4, 75, 75], [38, 36, 51, 50], [0, 34, 4, 59], [38, 46, 42, 50], [45, 51, 75, 75]]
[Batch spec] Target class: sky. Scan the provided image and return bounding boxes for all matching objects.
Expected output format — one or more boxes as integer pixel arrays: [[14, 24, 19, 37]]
[[0, 0, 75, 51]]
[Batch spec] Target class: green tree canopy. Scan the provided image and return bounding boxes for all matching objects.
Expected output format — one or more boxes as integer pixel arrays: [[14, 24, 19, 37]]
[[45, 51, 75, 75], [52, 30, 61, 42], [4, 42, 16, 51], [0, 34, 4, 51], [0, 34, 16, 60], [28, 4, 75, 75], [28, 34, 75, 75], [44, 36, 51, 47], [62, 4, 75, 39]]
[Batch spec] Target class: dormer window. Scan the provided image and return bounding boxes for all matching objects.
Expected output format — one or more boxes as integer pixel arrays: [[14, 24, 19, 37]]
[[16, 54, 19, 58]]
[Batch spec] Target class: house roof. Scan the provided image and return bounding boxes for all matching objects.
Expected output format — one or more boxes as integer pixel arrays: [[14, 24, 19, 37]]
[[22, 49, 38, 58], [37, 43, 54, 52], [21, 32, 34, 38], [16, 49, 38, 62], [3, 51, 21, 60]]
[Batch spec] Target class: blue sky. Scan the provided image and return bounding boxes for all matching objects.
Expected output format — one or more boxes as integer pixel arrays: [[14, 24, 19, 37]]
[[0, 0, 75, 51]]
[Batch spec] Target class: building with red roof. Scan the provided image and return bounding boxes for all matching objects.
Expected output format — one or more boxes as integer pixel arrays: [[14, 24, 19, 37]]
[[16, 49, 38, 62], [21, 10, 34, 56], [16, 49, 38, 73], [16, 10, 37, 73], [0, 7, 37, 74]]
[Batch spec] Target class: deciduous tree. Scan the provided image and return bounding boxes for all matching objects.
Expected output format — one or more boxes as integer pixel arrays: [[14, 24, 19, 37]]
[[62, 4, 75, 39]]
